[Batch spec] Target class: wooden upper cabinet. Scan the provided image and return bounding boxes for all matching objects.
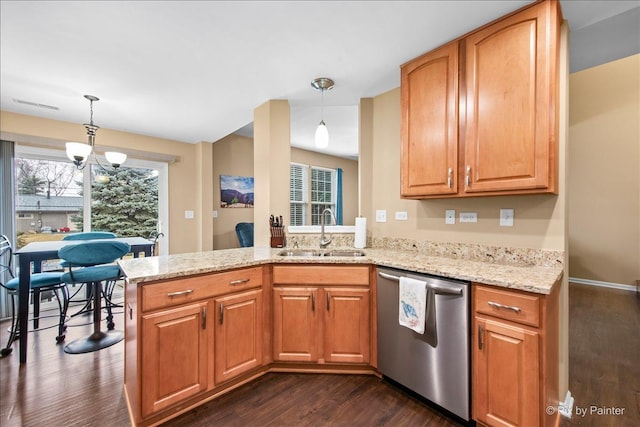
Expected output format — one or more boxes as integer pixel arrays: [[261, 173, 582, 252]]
[[401, 41, 458, 197], [400, 0, 560, 198], [463, 0, 559, 194]]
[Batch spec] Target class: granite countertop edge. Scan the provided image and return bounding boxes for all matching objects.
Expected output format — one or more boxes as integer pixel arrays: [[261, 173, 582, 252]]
[[119, 247, 563, 295]]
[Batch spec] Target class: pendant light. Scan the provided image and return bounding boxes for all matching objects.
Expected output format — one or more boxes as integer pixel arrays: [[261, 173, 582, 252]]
[[65, 95, 127, 170], [311, 78, 334, 149]]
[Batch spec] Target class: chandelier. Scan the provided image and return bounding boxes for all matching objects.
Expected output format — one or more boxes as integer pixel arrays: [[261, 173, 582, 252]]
[[65, 95, 127, 169]]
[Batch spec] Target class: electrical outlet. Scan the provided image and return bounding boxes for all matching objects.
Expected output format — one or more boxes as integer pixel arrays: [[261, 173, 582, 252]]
[[500, 208, 514, 226], [395, 211, 408, 221], [212, 210, 218, 218], [375, 210, 387, 223], [185, 210, 194, 219], [460, 212, 478, 223], [445, 209, 456, 225]]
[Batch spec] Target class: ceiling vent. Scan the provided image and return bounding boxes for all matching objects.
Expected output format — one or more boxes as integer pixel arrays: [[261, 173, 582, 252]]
[[12, 98, 59, 110]]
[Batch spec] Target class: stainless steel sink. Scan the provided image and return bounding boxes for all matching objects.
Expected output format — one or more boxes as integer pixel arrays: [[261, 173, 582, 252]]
[[325, 250, 366, 257], [277, 249, 324, 257], [277, 249, 366, 258]]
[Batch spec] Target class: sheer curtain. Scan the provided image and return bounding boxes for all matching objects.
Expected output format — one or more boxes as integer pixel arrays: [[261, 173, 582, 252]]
[[0, 140, 16, 319]]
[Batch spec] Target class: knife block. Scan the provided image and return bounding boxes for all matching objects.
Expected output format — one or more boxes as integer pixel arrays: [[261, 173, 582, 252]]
[[270, 226, 286, 248]]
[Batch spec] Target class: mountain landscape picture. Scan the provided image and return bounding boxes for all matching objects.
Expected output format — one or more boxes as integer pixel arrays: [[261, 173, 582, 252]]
[[220, 175, 254, 208]]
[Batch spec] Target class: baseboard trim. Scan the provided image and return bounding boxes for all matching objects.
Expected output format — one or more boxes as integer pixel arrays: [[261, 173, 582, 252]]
[[569, 277, 637, 292]]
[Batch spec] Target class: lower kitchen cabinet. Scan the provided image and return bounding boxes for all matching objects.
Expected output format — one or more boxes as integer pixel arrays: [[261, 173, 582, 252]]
[[141, 300, 210, 417], [214, 288, 264, 383], [272, 265, 371, 365], [324, 287, 370, 363], [125, 266, 266, 426], [473, 283, 559, 427], [272, 287, 319, 362]]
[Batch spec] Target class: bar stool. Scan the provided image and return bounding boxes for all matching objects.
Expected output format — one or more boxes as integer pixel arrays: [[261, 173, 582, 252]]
[[59, 240, 130, 354], [61, 232, 117, 324]]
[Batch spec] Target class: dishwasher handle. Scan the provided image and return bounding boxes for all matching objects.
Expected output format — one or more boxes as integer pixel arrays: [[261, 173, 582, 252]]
[[377, 271, 464, 296]]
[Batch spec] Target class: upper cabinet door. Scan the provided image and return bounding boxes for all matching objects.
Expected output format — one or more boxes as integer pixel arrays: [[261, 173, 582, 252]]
[[401, 41, 459, 197], [463, 0, 559, 193]]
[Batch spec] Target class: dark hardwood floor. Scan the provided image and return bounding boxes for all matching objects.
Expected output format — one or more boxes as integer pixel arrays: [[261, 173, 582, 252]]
[[1, 283, 638, 427]]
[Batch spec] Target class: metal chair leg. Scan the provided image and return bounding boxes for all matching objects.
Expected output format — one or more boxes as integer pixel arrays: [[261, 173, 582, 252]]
[[1, 295, 18, 357]]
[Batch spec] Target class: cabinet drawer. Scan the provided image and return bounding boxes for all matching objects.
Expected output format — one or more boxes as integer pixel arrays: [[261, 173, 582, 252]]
[[474, 284, 540, 327], [273, 265, 369, 286], [142, 267, 263, 312]]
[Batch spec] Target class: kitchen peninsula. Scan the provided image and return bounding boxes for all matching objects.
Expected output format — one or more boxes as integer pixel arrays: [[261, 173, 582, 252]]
[[119, 241, 563, 426]]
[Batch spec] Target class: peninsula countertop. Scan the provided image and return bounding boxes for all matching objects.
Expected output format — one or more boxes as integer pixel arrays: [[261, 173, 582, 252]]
[[118, 246, 563, 295]]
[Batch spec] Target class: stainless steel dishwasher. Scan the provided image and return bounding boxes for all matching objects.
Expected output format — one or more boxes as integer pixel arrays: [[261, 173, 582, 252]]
[[377, 267, 470, 421]]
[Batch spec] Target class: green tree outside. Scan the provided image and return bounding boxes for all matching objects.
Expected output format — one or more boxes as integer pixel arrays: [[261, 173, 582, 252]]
[[72, 167, 158, 238]]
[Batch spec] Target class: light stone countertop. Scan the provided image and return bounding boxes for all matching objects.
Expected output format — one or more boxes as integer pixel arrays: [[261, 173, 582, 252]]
[[119, 246, 563, 295]]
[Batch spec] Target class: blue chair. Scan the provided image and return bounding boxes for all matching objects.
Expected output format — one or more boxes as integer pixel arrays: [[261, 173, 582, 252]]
[[59, 240, 130, 353], [63, 231, 117, 241], [60, 231, 118, 320], [235, 222, 254, 247], [0, 235, 69, 357]]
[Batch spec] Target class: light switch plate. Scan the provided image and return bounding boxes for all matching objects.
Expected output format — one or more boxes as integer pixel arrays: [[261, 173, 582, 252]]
[[500, 208, 514, 226], [185, 210, 194, 219], [212, 210, 218, 218], [375, 210, 387, 223], [395, 211, 408, 221], [460, 212, 478, 223], [445, 209, 456, 225]]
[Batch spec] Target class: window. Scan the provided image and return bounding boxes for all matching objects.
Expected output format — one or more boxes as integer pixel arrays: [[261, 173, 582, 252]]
[[14, 145, 169, 255], [290, 163, 336, 226]]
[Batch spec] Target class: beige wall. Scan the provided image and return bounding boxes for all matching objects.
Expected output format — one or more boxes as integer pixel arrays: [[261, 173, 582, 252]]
[[568, 54, 640, 285], [212, 134, 255, 249], [0, 111, 207, 255], [291, 147, 359, 226]]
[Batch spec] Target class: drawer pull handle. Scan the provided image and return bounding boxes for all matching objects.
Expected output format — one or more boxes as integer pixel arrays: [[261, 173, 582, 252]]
[[487, 301, 521, 313], [167, 289, 193, 298], [230, 278, 250, 286]]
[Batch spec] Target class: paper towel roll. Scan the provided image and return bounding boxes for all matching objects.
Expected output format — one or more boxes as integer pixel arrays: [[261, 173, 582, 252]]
[[354, 217, 367, 249]]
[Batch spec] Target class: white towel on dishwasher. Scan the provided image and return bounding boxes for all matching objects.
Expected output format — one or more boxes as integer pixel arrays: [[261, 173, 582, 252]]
[[399, 276, 427, 334]]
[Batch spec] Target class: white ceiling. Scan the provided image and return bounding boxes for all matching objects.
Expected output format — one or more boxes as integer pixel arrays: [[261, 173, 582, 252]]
[[1, 1, 638, 160]]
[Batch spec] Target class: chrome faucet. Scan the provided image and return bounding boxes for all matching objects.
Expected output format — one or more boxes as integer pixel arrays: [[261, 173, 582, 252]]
[[319, 208, 337, 249]]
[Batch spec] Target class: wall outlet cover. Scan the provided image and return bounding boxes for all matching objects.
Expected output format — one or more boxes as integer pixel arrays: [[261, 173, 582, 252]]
[[375, 210, 387, 223], [500, 208, 514, 226], [185, 210, 195, 219]]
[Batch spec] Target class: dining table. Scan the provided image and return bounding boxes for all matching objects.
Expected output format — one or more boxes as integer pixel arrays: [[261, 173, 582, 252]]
[[14, 236, 154, 363]]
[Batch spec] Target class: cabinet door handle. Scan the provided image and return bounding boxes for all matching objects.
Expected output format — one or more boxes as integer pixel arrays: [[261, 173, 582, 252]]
[[465, 166, 471, 188], [311, 292, 315, 311], [447, 167, 453, 188], [167, 289, 193, 298], [478, 324, 484, 350], [326, 292, 330, 311], [487, 301, 522, 313], [219, 303, 224, 324], [201, 306, 207, 330], [229, 278, 250, 286]]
